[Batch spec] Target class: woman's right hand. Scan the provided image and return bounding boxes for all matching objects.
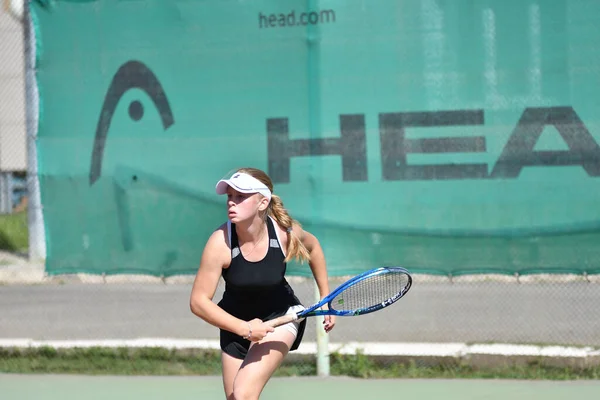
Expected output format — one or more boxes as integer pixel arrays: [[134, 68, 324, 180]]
[[242, 318, 275, 342]]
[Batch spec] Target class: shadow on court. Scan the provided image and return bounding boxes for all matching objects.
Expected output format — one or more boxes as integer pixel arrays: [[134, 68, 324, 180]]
[[2, 375, 600, 399]]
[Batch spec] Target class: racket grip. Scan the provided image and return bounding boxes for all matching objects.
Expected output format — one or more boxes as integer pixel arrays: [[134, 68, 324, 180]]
[[265, 313, 298, 328]]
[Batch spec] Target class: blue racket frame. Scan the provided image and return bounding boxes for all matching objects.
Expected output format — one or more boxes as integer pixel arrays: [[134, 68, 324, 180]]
[[297, 266, 412, 318]]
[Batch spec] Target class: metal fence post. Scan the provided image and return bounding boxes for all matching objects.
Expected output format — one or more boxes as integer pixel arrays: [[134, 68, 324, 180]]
[[315, 281, 330, 376], [23, 1, 46, 262]]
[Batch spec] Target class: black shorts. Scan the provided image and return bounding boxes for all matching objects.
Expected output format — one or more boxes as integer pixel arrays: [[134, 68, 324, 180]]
[[220, 317, 307, 360]]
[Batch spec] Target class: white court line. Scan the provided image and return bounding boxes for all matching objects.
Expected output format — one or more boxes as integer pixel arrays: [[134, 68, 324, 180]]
[[0, 339, 596, 359]]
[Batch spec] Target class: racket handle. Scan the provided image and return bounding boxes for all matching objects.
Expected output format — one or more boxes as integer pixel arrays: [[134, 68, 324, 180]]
[[265, 313, 299, 328]]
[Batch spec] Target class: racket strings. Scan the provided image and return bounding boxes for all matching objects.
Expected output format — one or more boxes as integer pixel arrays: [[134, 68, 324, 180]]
[[331, 272, 410, 311]]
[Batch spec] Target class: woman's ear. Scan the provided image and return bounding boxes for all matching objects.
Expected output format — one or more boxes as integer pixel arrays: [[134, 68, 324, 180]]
[[258, 196, 270, 212]]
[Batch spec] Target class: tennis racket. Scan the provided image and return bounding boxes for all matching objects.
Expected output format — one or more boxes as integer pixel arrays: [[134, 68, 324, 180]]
[[265, 267, 412, 328]]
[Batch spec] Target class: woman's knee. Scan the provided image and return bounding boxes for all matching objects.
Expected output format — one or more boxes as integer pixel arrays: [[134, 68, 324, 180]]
[[232, 380, 260, 400]]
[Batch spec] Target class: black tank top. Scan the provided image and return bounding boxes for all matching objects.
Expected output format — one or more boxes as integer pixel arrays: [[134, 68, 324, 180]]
[[218, 217, 301, 321]]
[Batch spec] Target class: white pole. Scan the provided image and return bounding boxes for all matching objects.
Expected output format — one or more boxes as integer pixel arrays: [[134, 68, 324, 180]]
[[482, 7, 498, 107], [305, 0, 329, 377], [528, 3, 542, 100], [23, 1, 46, 262], [315, 281, 330, 376]]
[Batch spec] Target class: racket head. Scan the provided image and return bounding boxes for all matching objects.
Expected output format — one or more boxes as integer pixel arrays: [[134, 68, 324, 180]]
[[327, 267, 412, 316]]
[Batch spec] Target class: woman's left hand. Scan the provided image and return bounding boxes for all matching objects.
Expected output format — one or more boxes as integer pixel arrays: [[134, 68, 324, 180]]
[[323, 314, 336, 333]]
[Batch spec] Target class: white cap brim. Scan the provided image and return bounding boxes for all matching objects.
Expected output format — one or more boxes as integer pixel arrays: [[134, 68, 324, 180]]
[[215, 172, 272, 199]]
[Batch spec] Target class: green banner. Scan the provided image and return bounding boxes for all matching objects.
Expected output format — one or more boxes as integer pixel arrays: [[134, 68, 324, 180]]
[[34, 0, 600, 277]]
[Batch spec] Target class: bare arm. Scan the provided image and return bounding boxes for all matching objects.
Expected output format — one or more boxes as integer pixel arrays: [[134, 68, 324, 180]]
[[296, 227, 330, 300], [189, 227, 245, 335], [294, 225, 335, 332], [189, 225, 274, 341]]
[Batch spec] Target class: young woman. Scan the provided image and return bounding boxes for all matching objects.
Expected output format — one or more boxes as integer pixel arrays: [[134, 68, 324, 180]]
[[190, 167, 335, 400]]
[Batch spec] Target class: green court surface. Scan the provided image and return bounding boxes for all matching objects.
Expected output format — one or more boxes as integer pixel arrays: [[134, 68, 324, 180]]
[[2, 375, 600, 399]]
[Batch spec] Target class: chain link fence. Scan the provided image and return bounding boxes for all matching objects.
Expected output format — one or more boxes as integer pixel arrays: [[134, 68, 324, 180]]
[[1, 1, 600, 378], [1, 273, 599, 375], [0, 4, 29, 263]]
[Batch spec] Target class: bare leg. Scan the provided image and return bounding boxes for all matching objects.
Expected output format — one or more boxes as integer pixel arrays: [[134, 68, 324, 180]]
[[232, 326, 297, 400], [222, 351, 244, 400]]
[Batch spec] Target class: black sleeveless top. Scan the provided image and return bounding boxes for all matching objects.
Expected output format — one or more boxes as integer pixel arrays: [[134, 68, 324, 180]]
[[218, 216, 305, 331]]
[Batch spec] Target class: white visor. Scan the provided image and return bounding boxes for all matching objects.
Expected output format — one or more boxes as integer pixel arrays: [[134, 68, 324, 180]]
[[215, 172, 272, 200]]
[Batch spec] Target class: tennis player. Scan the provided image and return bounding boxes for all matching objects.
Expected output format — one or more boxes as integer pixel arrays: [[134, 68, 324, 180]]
[[190, 167, 335, 400]]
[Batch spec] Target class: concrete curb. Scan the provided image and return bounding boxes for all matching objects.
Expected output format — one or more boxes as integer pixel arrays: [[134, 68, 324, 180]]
[[1, 339, 598, 368], [0, 263, 46, 284]]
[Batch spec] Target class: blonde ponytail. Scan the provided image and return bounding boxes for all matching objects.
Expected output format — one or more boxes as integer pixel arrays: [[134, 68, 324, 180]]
[[268, 194, 310, 264], [234, 167, 310, 263]]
